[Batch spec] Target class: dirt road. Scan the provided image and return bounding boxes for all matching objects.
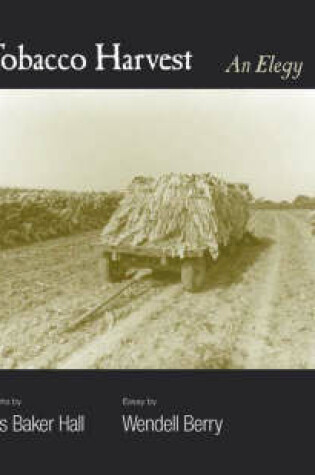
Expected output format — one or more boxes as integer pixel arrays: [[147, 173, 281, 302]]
[[1, 210, 314, 369]]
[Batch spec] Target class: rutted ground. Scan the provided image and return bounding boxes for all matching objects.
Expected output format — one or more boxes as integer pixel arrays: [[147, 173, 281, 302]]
[[1, 210, 314, 369]]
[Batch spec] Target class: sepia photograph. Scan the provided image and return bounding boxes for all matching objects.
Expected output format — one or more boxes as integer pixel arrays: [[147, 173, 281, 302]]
[[0, 89, 314, 370]]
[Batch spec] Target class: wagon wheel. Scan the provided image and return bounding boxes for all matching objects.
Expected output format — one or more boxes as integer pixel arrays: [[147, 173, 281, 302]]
[[99, 253, 123, 283], [180, 257, 207, 292]]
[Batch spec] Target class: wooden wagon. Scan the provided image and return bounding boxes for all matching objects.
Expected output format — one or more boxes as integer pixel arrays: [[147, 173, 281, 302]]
[[99, 174, 251, 292], [100, 243, 211, 292]]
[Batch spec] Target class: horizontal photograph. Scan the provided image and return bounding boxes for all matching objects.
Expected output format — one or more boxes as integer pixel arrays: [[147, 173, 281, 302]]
[[0, 90, 314, 369]]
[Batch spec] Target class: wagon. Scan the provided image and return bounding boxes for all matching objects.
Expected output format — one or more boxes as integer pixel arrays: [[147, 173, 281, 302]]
[[100, 244, 210, 292], [99, 173, 251, 292]]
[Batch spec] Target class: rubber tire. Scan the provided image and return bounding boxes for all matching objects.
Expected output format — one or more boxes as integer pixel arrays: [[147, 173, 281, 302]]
[[181, 258, 207, 292], [100, 254, 116, 283]]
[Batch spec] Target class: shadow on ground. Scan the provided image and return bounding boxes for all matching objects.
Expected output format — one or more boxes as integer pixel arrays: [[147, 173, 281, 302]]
[[137, 233, 274, 292], [203, 233, 274, 291]]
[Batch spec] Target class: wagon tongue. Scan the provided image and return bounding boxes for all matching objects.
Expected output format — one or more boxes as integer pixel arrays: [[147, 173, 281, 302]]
[[126, 268, 152, 281]]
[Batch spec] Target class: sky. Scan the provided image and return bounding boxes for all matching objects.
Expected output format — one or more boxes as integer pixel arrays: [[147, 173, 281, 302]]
[[0, 89, 314, 201]]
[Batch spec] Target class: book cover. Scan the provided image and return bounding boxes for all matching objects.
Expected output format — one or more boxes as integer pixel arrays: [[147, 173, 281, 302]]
[[0, 4, 313, 469]]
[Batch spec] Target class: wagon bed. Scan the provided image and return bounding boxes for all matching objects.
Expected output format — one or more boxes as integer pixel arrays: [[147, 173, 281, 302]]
[[101, 244, 208, 259], [100, 242, 211, 292]]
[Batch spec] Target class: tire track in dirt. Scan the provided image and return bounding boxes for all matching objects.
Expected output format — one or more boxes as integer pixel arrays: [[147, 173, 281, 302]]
[[231, 213, 281, 368], [258, 211, 315, 368], [58, 284, 184, 369], [11, 274, 175, 369]]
